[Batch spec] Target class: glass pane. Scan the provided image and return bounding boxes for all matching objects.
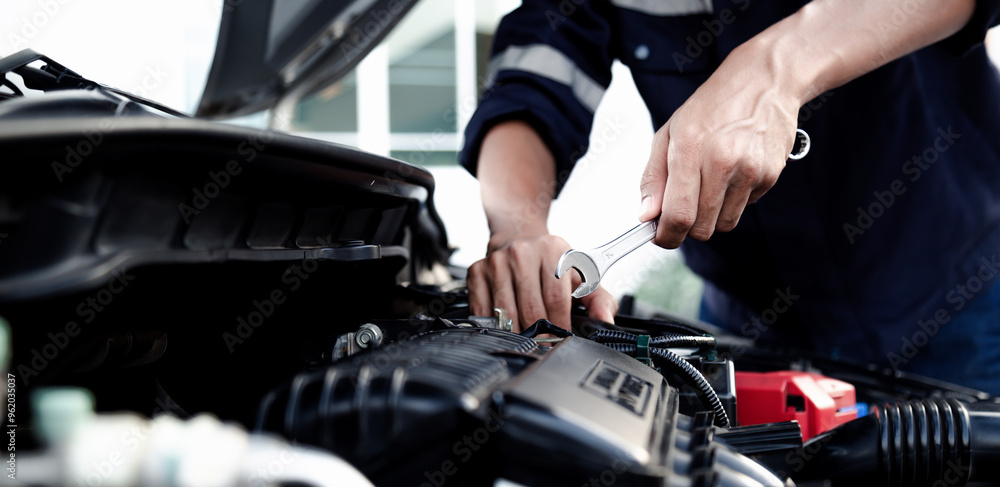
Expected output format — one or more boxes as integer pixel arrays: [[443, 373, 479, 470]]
[[390, 150, 459, 167], [291, 71, 358, 132], [389, 28, 457, 133]]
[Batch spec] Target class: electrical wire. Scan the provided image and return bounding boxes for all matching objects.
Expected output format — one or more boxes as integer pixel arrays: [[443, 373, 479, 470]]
[[591, 329, 730, 428], [605, 342, 730, 428]]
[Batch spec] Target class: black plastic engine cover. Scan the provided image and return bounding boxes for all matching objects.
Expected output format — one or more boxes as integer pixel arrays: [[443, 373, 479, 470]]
[[257, 328, 783, 486]]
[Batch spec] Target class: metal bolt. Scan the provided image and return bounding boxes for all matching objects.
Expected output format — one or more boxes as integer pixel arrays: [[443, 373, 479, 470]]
[[355, 323, 384, 348], [494, 308, 513, 332]]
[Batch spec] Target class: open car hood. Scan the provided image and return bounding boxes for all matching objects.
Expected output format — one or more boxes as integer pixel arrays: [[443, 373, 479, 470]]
[[196, 0, 419, 119]]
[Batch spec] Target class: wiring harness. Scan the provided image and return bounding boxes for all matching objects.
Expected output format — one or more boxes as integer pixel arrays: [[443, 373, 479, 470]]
[[588, 329, 731, 428]]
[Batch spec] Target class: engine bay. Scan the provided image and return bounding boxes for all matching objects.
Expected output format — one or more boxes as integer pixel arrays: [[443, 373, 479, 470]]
[[2, 49, 1000, 487]]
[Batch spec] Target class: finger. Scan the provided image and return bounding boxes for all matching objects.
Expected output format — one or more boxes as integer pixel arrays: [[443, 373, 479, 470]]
[[581, 286, 618, 324], [507, 243, 547, 331], [687, 161, 729, 241], [656, 155, 701, 249], [716, 182, 753, 233], [638, 125, 670, 222], [487, 252, 520, 331], [467, 261, 494, 316], [747, 166, 781, 203], [541, 258, 572, 329]]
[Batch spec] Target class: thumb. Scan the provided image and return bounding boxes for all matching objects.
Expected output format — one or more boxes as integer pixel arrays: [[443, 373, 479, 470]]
[[639, 126, 670, 222], [581, 287, 618, 324]]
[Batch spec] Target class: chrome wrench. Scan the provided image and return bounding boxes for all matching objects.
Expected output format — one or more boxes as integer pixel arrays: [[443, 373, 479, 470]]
[[555, 220, 658, 298], [555, 129, 810, 298]]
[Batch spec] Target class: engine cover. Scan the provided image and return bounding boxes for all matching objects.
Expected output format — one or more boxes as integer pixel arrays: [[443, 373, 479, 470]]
[[257, 328, 782, 486]]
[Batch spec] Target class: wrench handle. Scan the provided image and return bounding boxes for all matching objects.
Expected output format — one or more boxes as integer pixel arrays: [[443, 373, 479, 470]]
[[593, 220, 658, 270]]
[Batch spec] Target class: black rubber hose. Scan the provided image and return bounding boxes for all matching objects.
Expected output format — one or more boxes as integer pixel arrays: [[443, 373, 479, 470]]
[[604, 343, 731, 428], [520, 319, 573, 339], [793, 398, 1000, 486]]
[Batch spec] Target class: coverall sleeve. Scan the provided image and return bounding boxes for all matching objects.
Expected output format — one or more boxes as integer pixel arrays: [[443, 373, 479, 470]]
[[939, 1, 1000, 56], [459, 0, 616, 196]]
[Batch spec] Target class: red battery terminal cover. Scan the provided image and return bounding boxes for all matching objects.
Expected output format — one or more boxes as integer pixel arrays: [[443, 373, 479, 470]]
[[734, 371, 858, 441]]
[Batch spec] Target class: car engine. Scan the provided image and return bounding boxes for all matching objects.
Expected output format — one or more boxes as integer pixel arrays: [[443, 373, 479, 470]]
[[3, 48, 1000, 487]]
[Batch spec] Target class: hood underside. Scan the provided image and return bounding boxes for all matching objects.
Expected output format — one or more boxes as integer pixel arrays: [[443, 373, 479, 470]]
[[196, 0, 419, 119]]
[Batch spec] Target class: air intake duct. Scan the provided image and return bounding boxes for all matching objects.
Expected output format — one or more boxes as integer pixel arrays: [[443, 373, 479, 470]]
[[793, 398, 1000, 486]]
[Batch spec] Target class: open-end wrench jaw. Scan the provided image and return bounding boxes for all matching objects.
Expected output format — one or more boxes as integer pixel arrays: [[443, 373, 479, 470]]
[[555, 251, 601, 299], [555, 220, 659, 299]]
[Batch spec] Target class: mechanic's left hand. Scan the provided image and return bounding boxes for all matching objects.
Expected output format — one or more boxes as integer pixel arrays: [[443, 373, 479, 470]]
[[638, 42, 800, 248]]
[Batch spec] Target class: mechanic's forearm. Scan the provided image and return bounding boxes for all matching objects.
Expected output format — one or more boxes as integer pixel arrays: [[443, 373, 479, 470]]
[[477, 120, 558, 251], [745, 0, 975, 104]]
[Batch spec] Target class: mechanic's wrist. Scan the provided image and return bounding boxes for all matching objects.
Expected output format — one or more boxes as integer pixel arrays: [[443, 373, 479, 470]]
[[486, 226, 550, 253], [731, 31, 816, 109], [736, 2, 866, 106]]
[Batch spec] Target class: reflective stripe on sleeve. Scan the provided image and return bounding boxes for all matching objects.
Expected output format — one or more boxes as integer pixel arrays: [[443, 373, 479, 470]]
[[609, 0, 712, 16], [486, 44, 606, 113]]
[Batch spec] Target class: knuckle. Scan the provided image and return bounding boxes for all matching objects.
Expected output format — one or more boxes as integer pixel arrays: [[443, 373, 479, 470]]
[[739, 161, 763, 183], [654, 234, 684, 249], [467, 260, 482, 276], [717, 214, 741, 232], [710, 146, 742, 174], [759, 167, 781, 188], [542, 286, 567, 310], [673, 124, 703, 146], [487, 250, 506, 268], [544, 237, 569, 255], [507, 240, 533, 261], [688, 225, 714, 241], [521, 303, 546, 323], [666, 209, 697, 234]]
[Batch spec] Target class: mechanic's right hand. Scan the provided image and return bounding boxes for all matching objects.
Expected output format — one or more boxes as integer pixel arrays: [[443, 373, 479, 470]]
[[467, 233, 618, 332]]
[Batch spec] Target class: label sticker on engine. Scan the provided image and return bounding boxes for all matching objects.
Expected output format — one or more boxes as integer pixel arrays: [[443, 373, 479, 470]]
[[581, 361, 651, 415]]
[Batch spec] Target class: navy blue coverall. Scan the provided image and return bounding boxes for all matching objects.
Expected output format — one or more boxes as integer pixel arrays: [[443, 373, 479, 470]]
[[460, 0, 1000, 393]]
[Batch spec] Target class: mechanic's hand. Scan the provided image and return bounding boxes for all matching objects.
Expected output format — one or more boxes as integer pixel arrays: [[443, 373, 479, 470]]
[[638, 44, 800, 248], [467, 233, 617, 332]]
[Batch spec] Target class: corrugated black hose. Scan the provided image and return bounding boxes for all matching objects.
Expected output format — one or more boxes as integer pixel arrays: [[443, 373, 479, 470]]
[[588, 329, 716, 349]]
